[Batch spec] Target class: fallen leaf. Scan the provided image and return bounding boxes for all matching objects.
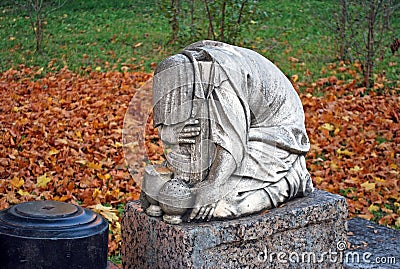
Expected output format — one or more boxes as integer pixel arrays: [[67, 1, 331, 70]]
[[87, 162, 102, 170], [92, 188, 101, 199], [10, 177, 24, 188], [349, 165, 362, 172], [320, 123, 335, 131], [37, 174, 52, 188], [48, 148, 59, 155], [336, 148, 354, 156], [17, 189, 30, 196], [368, 204, 379, 212], [89, 204, 119, 222], [361, 182, 375, 191], [374, 177, 385, 183]]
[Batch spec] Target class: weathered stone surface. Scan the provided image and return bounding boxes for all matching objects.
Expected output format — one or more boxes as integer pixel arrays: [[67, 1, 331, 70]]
[[122, 189, 348, 268], [138, 40, 314, 222], [345, 218, 400, 269]]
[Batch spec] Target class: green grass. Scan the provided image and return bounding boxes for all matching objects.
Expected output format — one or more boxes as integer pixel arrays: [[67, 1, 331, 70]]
[[1, 0, 171, 73], [242, 1, 336, 75], [0, 0, 399, 84]]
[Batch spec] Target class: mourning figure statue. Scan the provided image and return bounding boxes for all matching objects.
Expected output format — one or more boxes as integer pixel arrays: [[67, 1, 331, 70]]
[[140, 40, 313, 224]]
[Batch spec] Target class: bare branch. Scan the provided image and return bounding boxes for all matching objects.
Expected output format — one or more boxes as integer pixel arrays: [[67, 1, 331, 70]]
[[220, 1, 226, 41], [14, 0, 69, 53], [237, 1, 247, 25], [46, 0, 68, 16], [204, 0, 215, 40]]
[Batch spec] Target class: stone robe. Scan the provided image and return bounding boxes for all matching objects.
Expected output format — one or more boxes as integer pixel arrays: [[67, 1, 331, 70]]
[[152, 40, 313, 209]]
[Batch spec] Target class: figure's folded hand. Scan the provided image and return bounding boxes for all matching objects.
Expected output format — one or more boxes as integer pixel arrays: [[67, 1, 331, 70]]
[[189, 203, 216, 221], [178, 119, 201, 144]]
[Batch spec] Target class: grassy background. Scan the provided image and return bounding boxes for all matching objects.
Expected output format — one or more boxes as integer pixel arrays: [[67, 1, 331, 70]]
[[1, 0, 398, 85], [1, 0, 170, 73]]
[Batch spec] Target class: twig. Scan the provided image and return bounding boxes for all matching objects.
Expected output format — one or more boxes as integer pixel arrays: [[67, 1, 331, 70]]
[[203, 0, 215, 40]]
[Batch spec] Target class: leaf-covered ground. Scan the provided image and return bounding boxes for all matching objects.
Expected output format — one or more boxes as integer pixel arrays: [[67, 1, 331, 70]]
[[0, 65, 399, 258], [0, 67, 150, 256]]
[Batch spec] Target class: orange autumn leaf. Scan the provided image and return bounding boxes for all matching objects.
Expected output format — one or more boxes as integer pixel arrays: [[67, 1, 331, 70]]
[[87, 162, 102, 170], [10, 177, 24, 188]]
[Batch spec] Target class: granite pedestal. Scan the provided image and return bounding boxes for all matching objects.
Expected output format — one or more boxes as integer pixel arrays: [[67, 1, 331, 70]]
[[121, 190, 348, 268]]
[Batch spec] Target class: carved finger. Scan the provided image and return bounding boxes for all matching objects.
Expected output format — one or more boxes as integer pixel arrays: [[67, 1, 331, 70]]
[[207, 207, 215, 221], [189, 207, 200, 220], [178, 138, 196, 144], [179, 130, 200, 138], [199, 206, 211, 220], [185, 119, 200, 126], [183, 126, 201, 133], [195, 207, 206, 220]]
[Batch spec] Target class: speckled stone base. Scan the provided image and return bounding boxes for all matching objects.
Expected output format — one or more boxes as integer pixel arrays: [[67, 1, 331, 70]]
[[121, 190, 348, 269]]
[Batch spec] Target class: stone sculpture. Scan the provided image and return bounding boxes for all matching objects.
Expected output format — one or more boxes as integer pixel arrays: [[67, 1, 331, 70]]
[[141, 40, 314, 224]]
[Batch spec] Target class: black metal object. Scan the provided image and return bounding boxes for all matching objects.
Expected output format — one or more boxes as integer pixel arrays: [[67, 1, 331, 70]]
[[0, 200, 108, 269]]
